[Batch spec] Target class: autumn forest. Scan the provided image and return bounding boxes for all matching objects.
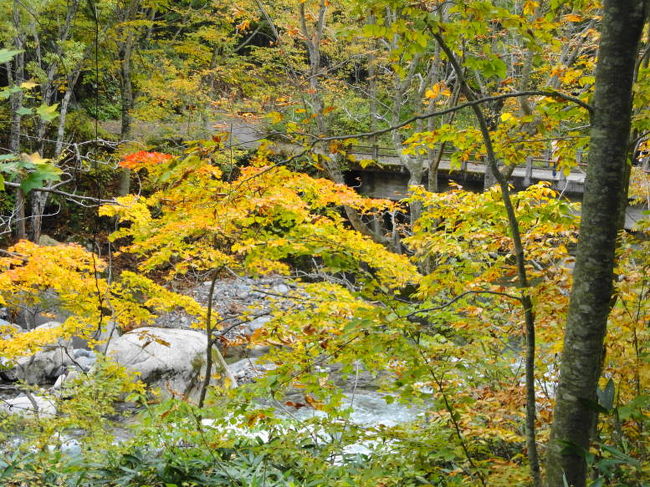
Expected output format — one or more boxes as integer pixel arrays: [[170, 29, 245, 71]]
[[0, 0, 648, 486]]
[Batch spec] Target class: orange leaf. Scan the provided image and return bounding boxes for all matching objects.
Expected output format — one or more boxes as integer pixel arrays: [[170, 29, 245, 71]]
[[119, 151, 172, 170]]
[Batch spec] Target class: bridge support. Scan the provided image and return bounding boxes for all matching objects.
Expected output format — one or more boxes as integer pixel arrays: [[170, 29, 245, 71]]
[[524, 156, 533, 187]]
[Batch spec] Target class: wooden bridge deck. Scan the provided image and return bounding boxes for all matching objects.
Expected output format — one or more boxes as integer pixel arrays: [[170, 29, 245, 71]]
[[346, 146, 587, 197], [211, 120, 644, 230], [206, 118, 587, 195]]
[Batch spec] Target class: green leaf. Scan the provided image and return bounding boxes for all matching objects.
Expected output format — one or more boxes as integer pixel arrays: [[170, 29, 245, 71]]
[[0, 49, 22, 64], [618, 394, 650, 420], [0, 85, 22, 100], [486, 58, 507, 79], [16, 106, 32, 116], [359, 158, 375, 169], [600, 445, 641, 468], [589, 477, 605, 487], [35, 103, 59, 122], [0, 173, 4, 191], [19, 163, 62, 194]]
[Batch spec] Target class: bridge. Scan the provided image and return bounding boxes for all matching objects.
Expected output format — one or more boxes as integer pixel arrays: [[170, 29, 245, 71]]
[[196, 117, 588, 198], [344, 144, 587, 200], [340, 146, 646, 230], [106, 117, 642, 230]]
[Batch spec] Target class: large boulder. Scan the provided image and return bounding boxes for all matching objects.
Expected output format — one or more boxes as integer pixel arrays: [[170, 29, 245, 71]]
[[0, 321, 22, 373], [4, 322, 76, 385], [0, 318, 18, 331], [105, 327, 208, 399]]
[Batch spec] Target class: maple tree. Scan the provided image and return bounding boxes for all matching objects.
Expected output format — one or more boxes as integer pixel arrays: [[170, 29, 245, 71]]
[[0, 0, 648, 486]]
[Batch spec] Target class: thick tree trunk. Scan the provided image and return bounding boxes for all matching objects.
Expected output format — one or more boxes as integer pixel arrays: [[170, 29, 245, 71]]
[[9, 7, 26, 240], [117, 0, 140, 196], [405, 159, 425, 224], [29, 192, 47, 243], [545, 2, 646, 486], [118, 39, 134, 196]]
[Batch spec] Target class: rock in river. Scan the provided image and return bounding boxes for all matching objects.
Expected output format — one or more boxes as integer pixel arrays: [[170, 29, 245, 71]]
[[105, 327, 208, 399]]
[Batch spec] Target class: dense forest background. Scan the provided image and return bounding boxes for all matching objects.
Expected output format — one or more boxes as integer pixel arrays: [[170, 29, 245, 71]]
[[0, 0, 648, 486]]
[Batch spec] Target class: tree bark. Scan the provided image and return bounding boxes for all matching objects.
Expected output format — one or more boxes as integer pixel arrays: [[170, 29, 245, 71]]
[[29, 0, 80, 243], [545, 2, 647, 486], [117, 0, 140, 196], [118, 40, 134, 196], [9, 1, 26, 240]]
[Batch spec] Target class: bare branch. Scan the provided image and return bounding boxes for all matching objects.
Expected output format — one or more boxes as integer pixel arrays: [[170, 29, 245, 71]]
[[405, 289, 522, 319]]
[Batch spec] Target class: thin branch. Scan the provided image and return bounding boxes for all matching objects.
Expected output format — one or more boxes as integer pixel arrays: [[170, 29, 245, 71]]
[[3, 181, 116, 204], [432, 30, 542, 487], [303, 90, 592, 144], [405, 289, 522, 318], [412, 336, 487, 486], [198, 266, 236, 409]]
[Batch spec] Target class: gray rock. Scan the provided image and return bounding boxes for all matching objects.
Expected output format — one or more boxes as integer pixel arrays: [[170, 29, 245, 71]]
[[0, 321, 21, 339], [52, 373, 67, 390], [72, 321, 119, 352], [0, 318, 15, 328], [246, 315, 271, 333], [51, 369, 81, 390], [106, 327, 208, 399], [37, 234, 61, 247], [326, 362, 383, 391], [272, 284, 290, 294], [74, 355, 96, 372], [1, 393, 56, 417], [73, 349, 95, 359], [6, 322, 75, 385], [227, 357, 277, 384]]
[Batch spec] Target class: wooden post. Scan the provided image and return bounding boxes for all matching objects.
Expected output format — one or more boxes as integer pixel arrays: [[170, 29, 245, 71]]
[[524, 156, 533, 187], [483, 155, 497, 189], [372, 136, 379, 161]]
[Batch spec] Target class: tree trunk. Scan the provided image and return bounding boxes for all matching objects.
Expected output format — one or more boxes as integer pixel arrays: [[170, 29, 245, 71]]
[[483, 158, 498, 189], [55, 70, 81, 157], [30, 66, 82, 243], [9, 5, 26, 240], [406, 160, 425, 224], [545, 2, 646, 486], [118, 39, 134, 196], [299, 2, 387, 246], [14, 189, 27, 241], [434, 32, 543, 487], [320, 154, 390, 245], [29, 192, 47, 243], [117, 0, 140, 196]]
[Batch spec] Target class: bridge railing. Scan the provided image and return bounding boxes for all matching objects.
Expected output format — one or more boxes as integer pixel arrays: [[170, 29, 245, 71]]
[[346, 144, 586, 175]]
